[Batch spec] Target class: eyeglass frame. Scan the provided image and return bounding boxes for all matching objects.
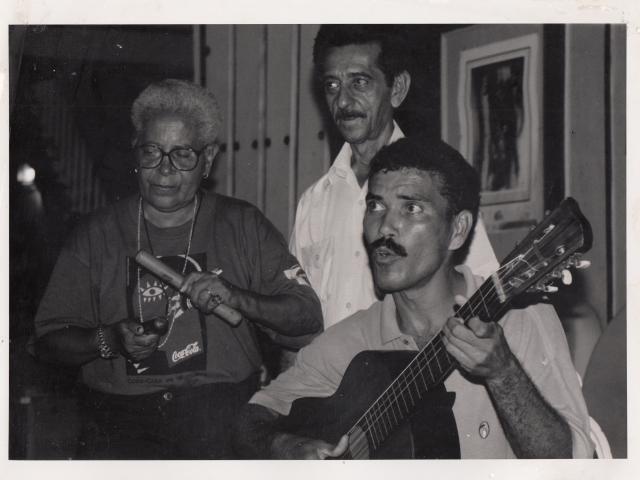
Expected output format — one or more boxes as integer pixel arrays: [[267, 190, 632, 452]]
[[133, 143, 211, 171]]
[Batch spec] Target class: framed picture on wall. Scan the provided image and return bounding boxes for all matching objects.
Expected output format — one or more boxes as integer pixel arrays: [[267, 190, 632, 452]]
[[441, 25, 544, 259]]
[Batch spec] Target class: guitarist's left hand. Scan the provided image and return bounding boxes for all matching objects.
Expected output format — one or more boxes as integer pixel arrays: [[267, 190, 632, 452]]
[[442, 296, 517, 381]]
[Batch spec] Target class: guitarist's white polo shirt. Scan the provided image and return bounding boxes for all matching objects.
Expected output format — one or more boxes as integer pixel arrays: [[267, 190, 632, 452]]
[[250, 266, 593, 459]]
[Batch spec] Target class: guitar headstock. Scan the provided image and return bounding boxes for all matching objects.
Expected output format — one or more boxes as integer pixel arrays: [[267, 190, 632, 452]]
[[495, 197, 593, 301]]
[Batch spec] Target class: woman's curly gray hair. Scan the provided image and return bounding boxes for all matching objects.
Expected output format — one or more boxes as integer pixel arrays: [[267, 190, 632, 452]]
[[131, 79, 222, 145]]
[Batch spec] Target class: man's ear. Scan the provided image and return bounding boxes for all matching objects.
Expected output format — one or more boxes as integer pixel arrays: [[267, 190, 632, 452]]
[[390, 71, 411, 108], [203, 144, 219, 178], [448, 210, 473, 252]]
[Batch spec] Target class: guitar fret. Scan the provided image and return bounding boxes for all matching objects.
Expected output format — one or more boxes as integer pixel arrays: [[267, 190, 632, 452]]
[[380, 410, 390, 437], [478, 287, 492, 320], [390, 387, 403, 425], [365, 414, 380, 449], [424, 350, 436, 383], [410, 356, 425, 390], [400, 385, 410, 413], [429, 340, 443, 374], [418, 362, 429, 391], [383, 390, 398, 429], [376, 401, 390, 437], [397, 375, 411, 414], [436, 338, 450, 373], [405, 378, 415, 405]]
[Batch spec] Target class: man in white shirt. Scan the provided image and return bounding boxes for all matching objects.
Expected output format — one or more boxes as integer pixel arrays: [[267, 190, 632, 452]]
[[291, 25, 498, 328]]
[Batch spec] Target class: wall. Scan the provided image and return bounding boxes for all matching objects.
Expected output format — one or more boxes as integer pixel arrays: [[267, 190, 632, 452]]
[[564, 24, 613, 328], [610, 25, 626, 319]]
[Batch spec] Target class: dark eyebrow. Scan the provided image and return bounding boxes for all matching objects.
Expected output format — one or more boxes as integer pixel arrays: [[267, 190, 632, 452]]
[[323, 71, 374, 81], [347, 71, 373, 79], [397, 193, 429, 202], [365, 192, 382, 201]]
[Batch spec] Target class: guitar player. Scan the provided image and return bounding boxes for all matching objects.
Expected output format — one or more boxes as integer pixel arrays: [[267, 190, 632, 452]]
[[233, 137, 593, 459]]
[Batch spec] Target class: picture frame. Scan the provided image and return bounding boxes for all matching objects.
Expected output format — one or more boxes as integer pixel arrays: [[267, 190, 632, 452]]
[[442, 25, 544, 241]]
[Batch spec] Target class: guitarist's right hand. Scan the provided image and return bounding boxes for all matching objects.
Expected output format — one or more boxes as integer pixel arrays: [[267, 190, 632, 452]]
[[272, 432, 349, 459]]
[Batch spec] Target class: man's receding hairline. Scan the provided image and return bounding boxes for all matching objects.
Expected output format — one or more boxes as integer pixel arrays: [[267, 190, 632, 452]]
[[322, 41, 384, 72]]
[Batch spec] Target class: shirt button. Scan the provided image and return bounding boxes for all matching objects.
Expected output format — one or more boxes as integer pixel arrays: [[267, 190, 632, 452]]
[[355, 251, 360, 257], [346, 302, 352, 310], [402, 339, 409, 345], [479, 421, 490, 439], [163, 392, 173, 401]]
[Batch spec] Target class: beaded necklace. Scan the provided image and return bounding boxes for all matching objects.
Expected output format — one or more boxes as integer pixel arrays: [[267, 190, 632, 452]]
[[136, 194, 198, 347]]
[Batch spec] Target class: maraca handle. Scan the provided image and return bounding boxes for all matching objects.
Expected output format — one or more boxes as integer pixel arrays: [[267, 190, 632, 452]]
[[135, 250, 243, 326]]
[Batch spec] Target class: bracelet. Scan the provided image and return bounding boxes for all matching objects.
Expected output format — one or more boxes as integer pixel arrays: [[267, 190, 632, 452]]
[[96, 325, 118, 359]]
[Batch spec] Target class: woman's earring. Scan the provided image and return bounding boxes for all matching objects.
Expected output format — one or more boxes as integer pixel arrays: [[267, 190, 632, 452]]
[[133, 168, 139, 174]]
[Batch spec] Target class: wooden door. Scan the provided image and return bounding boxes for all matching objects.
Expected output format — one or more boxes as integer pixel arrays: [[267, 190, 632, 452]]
[[201, 24, 329, 239]]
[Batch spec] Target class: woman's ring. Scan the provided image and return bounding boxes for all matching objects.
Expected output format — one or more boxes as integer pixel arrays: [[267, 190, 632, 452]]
[[208, 291, 223, 309]]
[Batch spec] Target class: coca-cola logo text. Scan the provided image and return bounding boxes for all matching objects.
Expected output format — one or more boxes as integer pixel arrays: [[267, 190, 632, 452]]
[[172, 342, 201, 363]]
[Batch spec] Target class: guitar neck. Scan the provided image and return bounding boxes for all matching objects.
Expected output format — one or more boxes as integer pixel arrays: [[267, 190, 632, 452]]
[[347, 274, 506, 456]]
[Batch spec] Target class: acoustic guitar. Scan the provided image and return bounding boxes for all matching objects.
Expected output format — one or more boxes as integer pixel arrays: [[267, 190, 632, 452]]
[[280, 197, 593, 459]]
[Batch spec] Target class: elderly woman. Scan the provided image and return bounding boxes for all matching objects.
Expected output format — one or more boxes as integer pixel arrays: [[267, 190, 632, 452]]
[[34, 79, 322, 459]]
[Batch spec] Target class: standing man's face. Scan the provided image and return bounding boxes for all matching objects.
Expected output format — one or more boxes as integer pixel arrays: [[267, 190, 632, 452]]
[[322, 43, 398, 146]]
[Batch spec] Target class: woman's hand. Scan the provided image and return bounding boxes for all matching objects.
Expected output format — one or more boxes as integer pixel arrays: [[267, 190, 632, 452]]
[[180, 271, 237, 314], [109, 319, 163, 362]]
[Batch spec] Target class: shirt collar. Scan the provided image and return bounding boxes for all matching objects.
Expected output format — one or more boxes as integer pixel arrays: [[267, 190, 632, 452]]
[[379, 295, 403, 345], [378, 264, 481, 345], [330, 120, 405, 180]]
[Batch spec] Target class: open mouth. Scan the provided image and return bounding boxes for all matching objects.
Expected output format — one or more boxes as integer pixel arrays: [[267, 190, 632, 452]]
[[373, 247, 401, 264], [339, 116, 363, 124]]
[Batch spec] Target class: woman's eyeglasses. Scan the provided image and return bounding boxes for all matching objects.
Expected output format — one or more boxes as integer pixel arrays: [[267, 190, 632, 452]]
[[134, 144, 208, 171]]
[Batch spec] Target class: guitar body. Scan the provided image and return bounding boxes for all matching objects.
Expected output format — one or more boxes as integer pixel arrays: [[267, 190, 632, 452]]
[[281, 350, 460, 459]]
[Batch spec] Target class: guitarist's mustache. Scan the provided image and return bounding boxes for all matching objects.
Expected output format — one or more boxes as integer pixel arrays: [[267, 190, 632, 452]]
[[366, 236, 408, 257]]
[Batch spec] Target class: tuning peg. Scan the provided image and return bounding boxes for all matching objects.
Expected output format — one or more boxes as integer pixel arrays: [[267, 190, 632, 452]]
[[561, 269, 573, 285], [576, 259, 591, 269], [541, 284, 559, 293], [530, 279, 559, 294]]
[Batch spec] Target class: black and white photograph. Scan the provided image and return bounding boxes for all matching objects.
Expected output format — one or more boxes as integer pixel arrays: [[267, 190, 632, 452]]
[[2, 1, 637, 479]]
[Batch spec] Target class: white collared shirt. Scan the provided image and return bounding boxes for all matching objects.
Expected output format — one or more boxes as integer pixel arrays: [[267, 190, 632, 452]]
[[290, 122, 499, 328]]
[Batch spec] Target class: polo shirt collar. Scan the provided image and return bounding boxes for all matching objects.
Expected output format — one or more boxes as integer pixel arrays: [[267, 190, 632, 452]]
[[379, 295, 403, 345], [378, 265, 479, 345]]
